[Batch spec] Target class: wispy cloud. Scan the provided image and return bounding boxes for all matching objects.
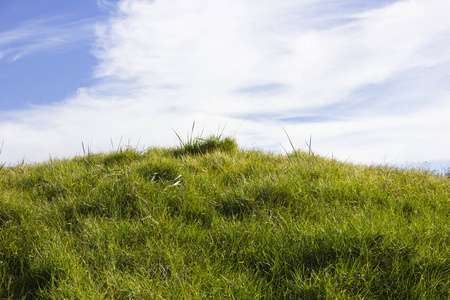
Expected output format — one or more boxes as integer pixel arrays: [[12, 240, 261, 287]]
[[1, 0, 449, 169], [234, 83, 289, 97], [0, 17, 96, 62]]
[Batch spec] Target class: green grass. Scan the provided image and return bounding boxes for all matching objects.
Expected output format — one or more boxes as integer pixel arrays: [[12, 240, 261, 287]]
[[1, 134, 449, 299]]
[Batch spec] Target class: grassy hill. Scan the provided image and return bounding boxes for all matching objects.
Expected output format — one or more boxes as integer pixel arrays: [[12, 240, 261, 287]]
[[0, 135, 449, 299]]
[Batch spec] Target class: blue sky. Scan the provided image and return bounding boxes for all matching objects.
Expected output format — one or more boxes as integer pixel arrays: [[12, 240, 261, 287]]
[[0, 0, 108, 110], [1, 0, 450, 173]]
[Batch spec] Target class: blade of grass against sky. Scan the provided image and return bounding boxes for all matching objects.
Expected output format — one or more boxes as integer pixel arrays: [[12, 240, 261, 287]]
[[0, 0, 449, 171]]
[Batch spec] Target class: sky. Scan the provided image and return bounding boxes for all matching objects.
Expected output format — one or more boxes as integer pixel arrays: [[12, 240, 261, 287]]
[[1, 0, 450, 173]]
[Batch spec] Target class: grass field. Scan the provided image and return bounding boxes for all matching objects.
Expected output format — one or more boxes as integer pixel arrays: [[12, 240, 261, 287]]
[[0, 135, 449, 299]]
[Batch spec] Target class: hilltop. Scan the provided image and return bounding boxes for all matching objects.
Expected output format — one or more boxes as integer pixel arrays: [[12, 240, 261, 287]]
[[1, 135, 449, 299]]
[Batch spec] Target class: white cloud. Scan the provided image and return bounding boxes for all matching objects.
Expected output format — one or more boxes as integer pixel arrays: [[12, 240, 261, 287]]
[[1, 0, 450, 170]]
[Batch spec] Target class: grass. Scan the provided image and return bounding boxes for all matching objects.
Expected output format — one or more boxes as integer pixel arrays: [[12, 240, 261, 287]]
[[0, 133, 449, 299]]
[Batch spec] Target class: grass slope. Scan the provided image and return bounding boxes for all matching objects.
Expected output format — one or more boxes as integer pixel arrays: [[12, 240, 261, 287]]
[[0, 136, 449, 299]]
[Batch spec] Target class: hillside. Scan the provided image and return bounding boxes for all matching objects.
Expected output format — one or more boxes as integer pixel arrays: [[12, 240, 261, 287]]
[[1, 136, 449, 299]]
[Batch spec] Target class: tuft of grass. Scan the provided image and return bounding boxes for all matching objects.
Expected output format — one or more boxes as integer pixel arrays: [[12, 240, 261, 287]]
[[173, 123, 237, 156], [0, 133, 449, 299], [173, 134, 238, 157]]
